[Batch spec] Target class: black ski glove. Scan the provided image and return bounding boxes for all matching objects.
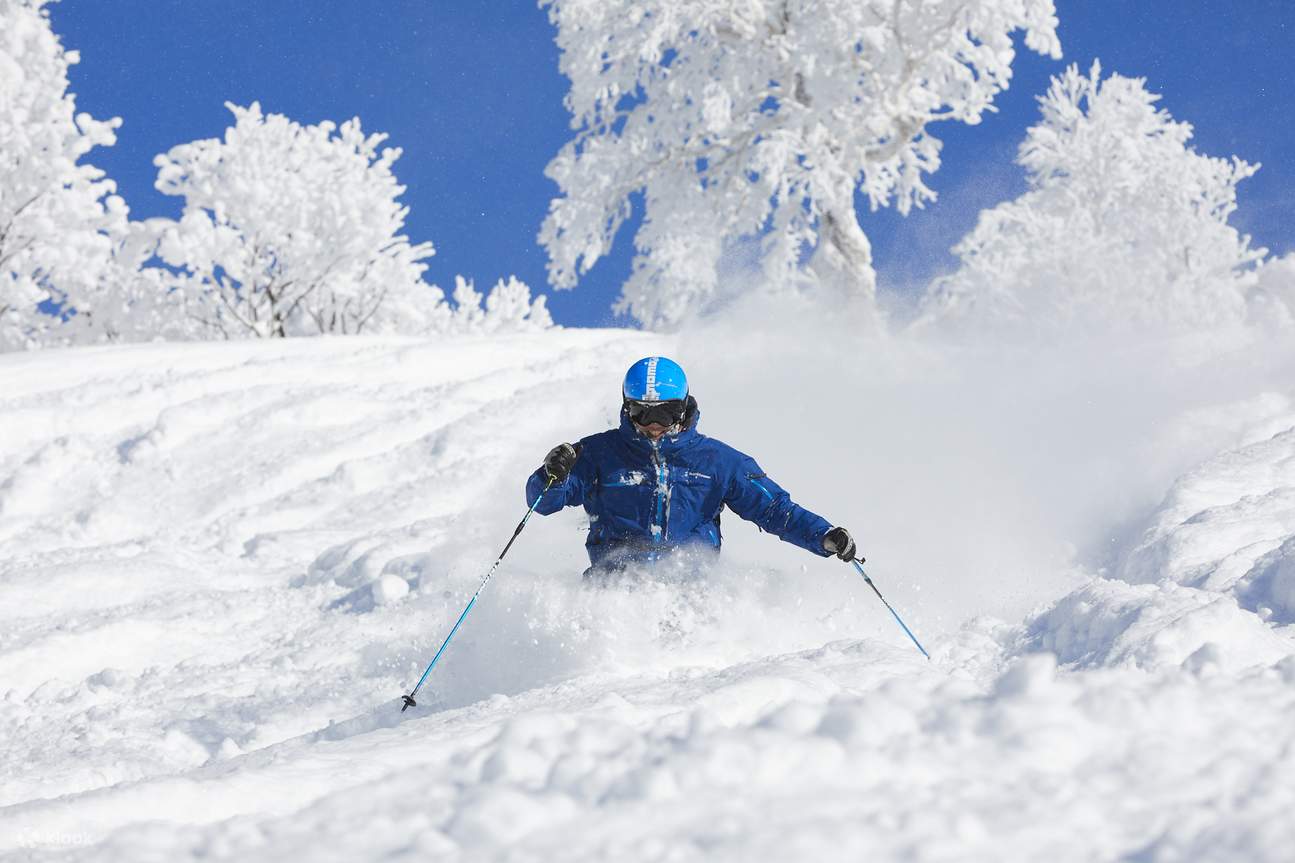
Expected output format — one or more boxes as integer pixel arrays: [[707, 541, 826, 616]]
[[822, 526, 857, 561], [543, 443, 579, 483]]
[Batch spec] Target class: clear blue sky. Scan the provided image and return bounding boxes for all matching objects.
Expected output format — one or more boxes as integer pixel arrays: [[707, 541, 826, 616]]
[[49, 1, 1295, 328]]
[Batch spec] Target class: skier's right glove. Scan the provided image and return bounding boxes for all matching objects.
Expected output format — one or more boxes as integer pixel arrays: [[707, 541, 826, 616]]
[[822, 526, 857, 561], [543, 443, 579, 483]]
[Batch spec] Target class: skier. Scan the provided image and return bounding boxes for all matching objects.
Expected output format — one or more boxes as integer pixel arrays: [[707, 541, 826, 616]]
[[526, 356, 858, 575]]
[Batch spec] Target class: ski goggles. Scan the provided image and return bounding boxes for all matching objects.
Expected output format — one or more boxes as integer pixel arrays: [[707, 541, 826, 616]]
[[625, 398, 688, 427]]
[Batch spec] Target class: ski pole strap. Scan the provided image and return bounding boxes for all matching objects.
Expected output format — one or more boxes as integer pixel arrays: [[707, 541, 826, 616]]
[[851, 558, 931, 661], [402, 477, 555, 712]]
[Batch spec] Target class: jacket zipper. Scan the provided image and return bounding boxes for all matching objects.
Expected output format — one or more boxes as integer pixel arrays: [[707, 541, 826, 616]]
[[651, 439, 668, 543]]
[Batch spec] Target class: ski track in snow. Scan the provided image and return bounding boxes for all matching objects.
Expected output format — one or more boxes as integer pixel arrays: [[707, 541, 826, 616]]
[[2, 331, 1295, 861]]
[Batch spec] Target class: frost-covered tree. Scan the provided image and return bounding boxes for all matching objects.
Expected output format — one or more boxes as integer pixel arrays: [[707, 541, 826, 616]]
[[439, 275, 555, 334], [59, 220, 201, 344], [335, 273, 554, 336], [153, 103, 436, 338], [0, 0, 126, 350], [540, 0, 1061, 327], [921, 62, 1265, 334]]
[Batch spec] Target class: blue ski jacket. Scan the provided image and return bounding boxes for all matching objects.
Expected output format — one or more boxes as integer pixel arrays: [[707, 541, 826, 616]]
[[525, 399, 834, 569]]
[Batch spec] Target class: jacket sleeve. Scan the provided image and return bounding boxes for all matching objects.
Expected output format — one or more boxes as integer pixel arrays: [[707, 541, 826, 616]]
[[525, 447, 593, 515], [723, 455, 834, 557]]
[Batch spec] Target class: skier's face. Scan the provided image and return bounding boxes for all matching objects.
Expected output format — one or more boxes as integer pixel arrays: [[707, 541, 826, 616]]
[[624, 398, 687, 440], [635, 420, 670, 440]]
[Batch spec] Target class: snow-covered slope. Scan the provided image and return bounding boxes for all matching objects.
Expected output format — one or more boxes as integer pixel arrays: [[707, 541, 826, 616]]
[[3, 330, 1295, 861]]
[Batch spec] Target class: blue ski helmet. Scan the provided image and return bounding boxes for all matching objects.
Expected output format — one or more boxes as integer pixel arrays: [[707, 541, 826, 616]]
[[622, 356, 688, 402]]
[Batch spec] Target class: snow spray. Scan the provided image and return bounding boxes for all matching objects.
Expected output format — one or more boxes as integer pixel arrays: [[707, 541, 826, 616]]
[[401, 475, 556, 712], [851, 558, 930, 660]]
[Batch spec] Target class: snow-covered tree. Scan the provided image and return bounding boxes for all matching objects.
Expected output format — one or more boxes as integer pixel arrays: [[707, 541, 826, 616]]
[[539, 0, 1061, 327], [440, 275, 555, 334], [340, 273, 554, 336], [920, 62, 1265, 334], [153, 103, 436, 338], [58, 220, 202, 344], [0, 0, 126, 350]]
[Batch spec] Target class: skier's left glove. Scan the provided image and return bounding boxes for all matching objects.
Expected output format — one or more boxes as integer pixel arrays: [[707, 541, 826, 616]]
[[822, 526, 857, 561]]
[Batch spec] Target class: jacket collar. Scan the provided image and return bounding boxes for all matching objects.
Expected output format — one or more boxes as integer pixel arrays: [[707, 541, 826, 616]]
[[617, 396, 701, 455]]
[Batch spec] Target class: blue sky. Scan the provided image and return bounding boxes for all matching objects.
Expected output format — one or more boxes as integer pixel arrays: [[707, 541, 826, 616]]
[[50, 1, 1295, 328]]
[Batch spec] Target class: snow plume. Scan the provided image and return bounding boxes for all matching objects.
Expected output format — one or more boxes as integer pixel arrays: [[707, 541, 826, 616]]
[[1248, 252, 1295, 329], [672, 285, 1295, 633]]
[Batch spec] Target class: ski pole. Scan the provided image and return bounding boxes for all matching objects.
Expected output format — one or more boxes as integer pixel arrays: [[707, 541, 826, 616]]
[[850, 558, 930, 660], [400, 475, 556, 712]]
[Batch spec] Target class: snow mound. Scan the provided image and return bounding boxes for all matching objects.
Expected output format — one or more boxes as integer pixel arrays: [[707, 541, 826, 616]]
[[1237, 536, 1295, 623], [1120, 424, 1295, 591], [1021, 577, 1290, 672], [1014, 414, 1295, 676]]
